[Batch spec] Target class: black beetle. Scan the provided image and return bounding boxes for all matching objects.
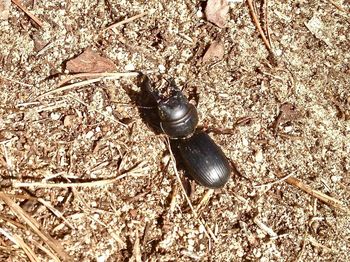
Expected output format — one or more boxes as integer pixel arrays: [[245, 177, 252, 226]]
[[141, 76, 231, 189]]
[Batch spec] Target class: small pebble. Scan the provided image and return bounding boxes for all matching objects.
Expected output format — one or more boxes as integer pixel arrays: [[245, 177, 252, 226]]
[[50, 112, 61, 121], [196, 10, 203, 18], [331, 175, 342, 183], [125, 63, 135, 71], [242, 137, 249, 147], [85, 131, 94, 139], [255, 150, 263, 163], [158, 64, 166, 73]]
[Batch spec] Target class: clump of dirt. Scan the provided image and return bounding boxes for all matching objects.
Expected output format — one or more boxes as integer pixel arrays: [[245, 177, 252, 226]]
[[0, 0, 349, 261]]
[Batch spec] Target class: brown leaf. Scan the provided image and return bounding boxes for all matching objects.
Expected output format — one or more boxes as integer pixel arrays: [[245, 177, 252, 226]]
[[202, 40, 225, 63], [0, 0, 11, 20], [279, 103, 301, 122], [66, 48, 116, 73], [205, 0, 230, 28]]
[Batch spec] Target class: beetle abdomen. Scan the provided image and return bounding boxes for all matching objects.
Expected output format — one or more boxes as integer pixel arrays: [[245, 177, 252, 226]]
[[176, 132, 231, 188]]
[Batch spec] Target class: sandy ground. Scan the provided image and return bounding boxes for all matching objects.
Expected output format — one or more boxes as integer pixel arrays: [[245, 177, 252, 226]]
[[0, 0, 349, 261]]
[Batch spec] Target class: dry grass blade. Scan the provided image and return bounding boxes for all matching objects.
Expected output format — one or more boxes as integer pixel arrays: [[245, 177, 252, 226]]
[[275, 170, 349, 213], [31, 239, 61, 262], [0, 192, 70, 261], [13, 175, 145, 188], [132, 230, 142, 262], [196, 189, 214, 212], [13, 162, 147, 188], [36, 71, 140, 99], [307, 235, 335, 253], [254, 171, 295, 188], [104, 12, 148, 32], [0, 75, 33, 87], [326, 0, 350, 13], [253, 217, 277, 237], [37, 198, 75, 230], [57, 72, 138, 86], [0, 228, 39, 262], [246, 0, 272, 52], [263, 0, 273, 48], [165, 138, 217, 242], [11, 0, 43, 27]]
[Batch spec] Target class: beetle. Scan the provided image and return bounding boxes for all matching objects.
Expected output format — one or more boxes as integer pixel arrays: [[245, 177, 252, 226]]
[[141, 75, 231, 189]]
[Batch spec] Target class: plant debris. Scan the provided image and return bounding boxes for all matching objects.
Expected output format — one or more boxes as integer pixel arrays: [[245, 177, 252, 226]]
[[66, 48, 117, 73], [205, 0, 230, 28], [202, 40, 225, 63]]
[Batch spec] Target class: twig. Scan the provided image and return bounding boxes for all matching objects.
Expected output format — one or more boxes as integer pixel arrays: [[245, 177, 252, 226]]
[[13, 175, 145, 188], [254, 171, 295, 189], [0, 192, 70, 261], [253, 217, 277, 237], [31, 239, 61, 262], [263, 0, 273, 48], [36, 72, 140, 99], [307, 235, 335, 253], [37, 198, 75, 229], [132, 230, 142, 262], [104, 12, 148, 32], [196, 189, 214, 212], [57, 71, 141, 87], [275, 170, 349, 213], [246, 0, 272, 52], [0, 228, 39, 262], [0, 75, 33, 87], [11, 0, 44, 27], [13, 162, 147, 188], [326, 0, 350, 13]]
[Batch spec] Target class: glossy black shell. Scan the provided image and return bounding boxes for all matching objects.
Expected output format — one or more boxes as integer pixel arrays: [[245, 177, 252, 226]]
[[175, 132, 231, 188], [158, 89, 198, 138]]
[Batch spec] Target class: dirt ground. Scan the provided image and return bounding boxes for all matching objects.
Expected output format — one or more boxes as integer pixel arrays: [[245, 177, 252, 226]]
[[0, 0, 349, 261]]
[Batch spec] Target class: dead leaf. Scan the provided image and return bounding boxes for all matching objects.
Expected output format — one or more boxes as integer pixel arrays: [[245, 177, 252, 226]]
[[0, 0, 11, 20], [205, 0, 230, 28], [202, 40, 225, 63], [32, 35, 48, 53], [279, 103, 301, 122], [66, 48, 116, 73]]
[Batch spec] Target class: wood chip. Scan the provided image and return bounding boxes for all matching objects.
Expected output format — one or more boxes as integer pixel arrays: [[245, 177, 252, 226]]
[[66, 48, 116, 73], [0, 0, 10, 20], [205, 0, 230, 28], [202, 40, 225, 63]]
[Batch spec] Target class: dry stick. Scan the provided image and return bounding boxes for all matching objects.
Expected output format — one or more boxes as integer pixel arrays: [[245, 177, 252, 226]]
[[103, 12, 148, 32], [275, 170, 349, 213], [31, 239, 61, 262], [165, 138, 217, 242], [246, 0, 272, 52], [0, 192, 70, 261], [13, 175, 143, 188], [263, 0, 273, 48], [11, 0, 43, 27], [254, 171, 295, 189], [56, 72, 141, 87], [13, 163, 147, 188], [0, 228, 39, 262], [36, 72, 140, 99], [0, 75, 33, 87], [37, 198, 75, 230], [132, 230, 142, 262]]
